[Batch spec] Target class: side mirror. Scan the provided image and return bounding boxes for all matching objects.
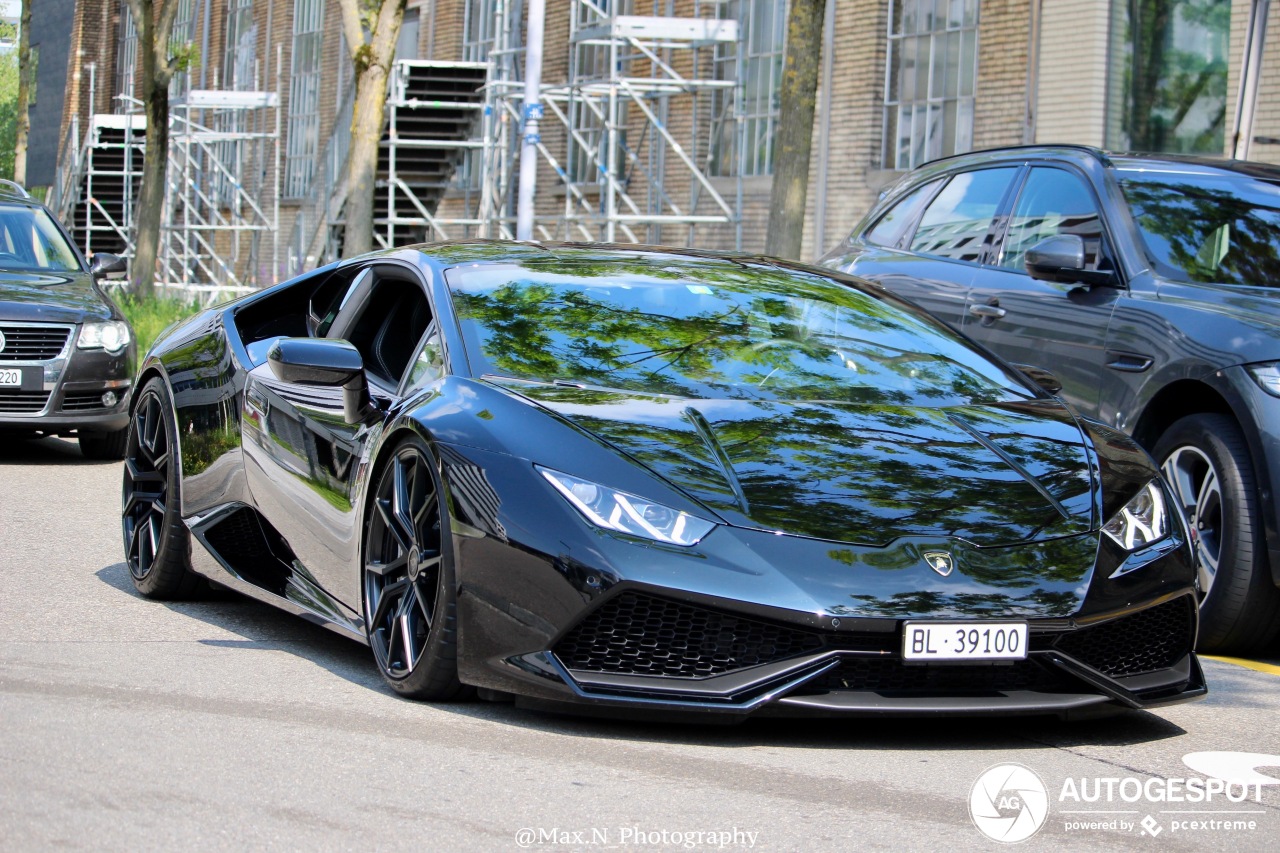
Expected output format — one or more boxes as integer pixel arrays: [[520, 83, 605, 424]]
[[267, 337, 372, 424], [1012, 363, 1063, 395], [90, 253, 128, 280], [1024, 235, 1115, 287]]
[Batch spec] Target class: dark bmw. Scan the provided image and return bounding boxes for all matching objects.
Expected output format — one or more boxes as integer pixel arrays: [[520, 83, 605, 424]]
[[0, 181, 134, 458], [819, 146, 1280, 653], [123, 241, 1205, 719]]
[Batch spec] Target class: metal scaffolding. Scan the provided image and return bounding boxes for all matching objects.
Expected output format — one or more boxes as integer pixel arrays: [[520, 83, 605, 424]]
[[468, 0, 744, 247], [163, 86, 281, 292]]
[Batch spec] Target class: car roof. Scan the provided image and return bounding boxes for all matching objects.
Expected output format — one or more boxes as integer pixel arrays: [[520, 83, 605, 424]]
[[393, 239, 800, 273], [913, 145, 1280, 181]]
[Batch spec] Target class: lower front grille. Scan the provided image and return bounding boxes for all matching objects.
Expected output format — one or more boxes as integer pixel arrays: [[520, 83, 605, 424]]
[[808, 657, 1069, 694], [0, 390, 51, 413], [555, 592, 825, 678], [1056, 597, 1194, 677], [61, 391, 109, 411]]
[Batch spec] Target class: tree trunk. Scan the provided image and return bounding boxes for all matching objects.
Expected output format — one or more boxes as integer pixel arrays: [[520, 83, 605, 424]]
[[343, 65, 391, 257], [765, 0, 826, 261], [13, 0, 31, 185], [129, 0, 176, 298], [337, 0, 406, 258]]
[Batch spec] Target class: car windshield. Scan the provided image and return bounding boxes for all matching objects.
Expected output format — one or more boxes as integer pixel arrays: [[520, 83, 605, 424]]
[[1117, 169, 1280, 286], [0, 205, 82, 273], [446, 259, 1035, 406]]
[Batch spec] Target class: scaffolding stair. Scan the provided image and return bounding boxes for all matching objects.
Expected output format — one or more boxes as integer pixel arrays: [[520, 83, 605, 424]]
[[67, 115, 145, 259], [370, 60, 489, 248]]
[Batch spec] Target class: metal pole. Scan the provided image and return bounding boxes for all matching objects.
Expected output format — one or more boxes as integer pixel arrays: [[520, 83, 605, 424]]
[[814, 0, 835, 258], [1232, 0, 1270, 161], [515, 0, 546, 241]]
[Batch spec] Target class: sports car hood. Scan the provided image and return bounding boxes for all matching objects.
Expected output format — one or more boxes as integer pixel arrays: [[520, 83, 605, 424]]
[[0, 270, 112, 323], [505, 384, 1097, 547]]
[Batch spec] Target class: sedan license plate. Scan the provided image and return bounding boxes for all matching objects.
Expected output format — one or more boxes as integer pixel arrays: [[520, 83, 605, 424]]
[[0, 368, 21, 387], [902, 621, 1028, 662]]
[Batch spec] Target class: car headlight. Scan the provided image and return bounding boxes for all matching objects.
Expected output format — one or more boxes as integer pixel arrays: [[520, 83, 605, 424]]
[[78, 321, 131, 355], [538, 466, 716, 546], [1101, 480, 1169, 551], [1246, 362, 1280, 397]]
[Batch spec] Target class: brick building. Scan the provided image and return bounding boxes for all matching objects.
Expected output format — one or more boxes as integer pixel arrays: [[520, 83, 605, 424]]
[[26, 0, 1280, 289]]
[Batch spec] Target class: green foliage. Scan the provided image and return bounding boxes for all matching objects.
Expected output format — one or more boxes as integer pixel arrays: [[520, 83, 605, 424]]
[[0, 29, 19, 180], [115, 292, 202, 356], [169, 42, 200, 75]]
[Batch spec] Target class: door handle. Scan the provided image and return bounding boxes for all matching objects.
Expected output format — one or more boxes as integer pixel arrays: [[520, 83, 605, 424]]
[[968, 303, 1007, 320]]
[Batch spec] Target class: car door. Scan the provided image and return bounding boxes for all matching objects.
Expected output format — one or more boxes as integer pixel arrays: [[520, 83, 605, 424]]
[[840, 167, 1020, 333], [960, 165, 1123, 417], [241, 262, 436, 613]]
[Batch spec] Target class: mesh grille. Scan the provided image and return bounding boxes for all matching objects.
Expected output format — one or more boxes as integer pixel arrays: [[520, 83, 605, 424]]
[[811, 657, 1068, 694], [1056, 597, 1194, 677], [0, 390, 50, 413], [0, 325, 71, 362], [555, 592, 824, 678], [61, 391, 109, 411]]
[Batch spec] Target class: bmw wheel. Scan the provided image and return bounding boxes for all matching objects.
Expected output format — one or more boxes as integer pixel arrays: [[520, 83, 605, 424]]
[[1155, 413, 1280, 653], [122, 377, 201, 598], [362, 436, 465, 700]]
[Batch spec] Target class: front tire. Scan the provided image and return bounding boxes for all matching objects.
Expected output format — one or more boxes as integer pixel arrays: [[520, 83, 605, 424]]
[[81, 427, 128, 460], [122, 378, 201, 598], [1155, 414, 1280, 653], [362, 436, 465, 700]]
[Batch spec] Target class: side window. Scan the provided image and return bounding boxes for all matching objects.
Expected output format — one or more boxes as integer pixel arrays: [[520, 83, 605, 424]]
[[864, 179, 943, 248], [402, 323, 445, 394], [327, 268, 434, 389], [909, 168, 1018, 263], [999, 168, 1110, 272]]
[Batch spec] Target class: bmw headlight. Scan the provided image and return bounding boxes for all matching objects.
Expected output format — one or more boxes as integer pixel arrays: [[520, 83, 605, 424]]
[[538, 466, 716, 546], [1101, 480, 1169, 551], [1246, 361, 1280, 397], [78, 321, 131, 355]]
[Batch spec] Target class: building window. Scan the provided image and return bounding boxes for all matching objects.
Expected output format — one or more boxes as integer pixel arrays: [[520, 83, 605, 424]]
[[882, 0, 980, 171], [114, 4, 138, 112], [464, 0, 498, 63], [1106, 1, 1229, 154], [224, 0, 257, 91], [712, 0, 788, 177], [285, 0, 325, 198]]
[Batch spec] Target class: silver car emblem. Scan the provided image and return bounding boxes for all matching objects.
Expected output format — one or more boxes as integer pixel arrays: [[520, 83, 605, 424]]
[[0, 330, 6, 353], [923, 550, 953, 577]]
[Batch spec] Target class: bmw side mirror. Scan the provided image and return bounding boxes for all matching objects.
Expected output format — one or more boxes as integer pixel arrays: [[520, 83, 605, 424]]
[[1025, 235, 1116, 287], [90, 253, 128, 280], [267, 337, 372, 424]]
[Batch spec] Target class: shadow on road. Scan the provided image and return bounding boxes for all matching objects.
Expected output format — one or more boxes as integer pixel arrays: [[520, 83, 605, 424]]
[[0, 435, 115, 466], [94, 560, 1190, 753]]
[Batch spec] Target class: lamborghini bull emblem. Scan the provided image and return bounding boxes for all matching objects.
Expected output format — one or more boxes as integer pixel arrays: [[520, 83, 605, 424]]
[[923, 550, 954, 577]]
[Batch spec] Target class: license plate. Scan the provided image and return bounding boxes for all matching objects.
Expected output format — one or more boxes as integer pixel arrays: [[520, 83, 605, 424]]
[[0, 368, 20, 387], [902, 621, 1028, 661]]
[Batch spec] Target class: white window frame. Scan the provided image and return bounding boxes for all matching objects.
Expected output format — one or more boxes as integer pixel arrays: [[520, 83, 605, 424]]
[[712, 0, 788, 178], [882, 0, 981, 171], [285, 0, 326, 199]]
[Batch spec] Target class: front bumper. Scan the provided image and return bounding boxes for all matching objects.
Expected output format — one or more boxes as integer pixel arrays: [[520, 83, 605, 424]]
[[0, 321, 133, 432]]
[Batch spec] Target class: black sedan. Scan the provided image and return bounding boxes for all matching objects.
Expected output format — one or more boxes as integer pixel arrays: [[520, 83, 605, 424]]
[[0, 181, 134, 458], [123, 241, 1205, 718]]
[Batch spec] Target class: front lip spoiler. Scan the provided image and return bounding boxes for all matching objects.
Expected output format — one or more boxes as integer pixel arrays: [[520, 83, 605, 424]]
[[507, 648, 1207, 716]]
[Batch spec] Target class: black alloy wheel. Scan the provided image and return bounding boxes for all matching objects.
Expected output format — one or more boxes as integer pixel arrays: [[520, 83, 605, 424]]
[[122, 378, 200, 598], [363, 436, 465, 699], [1155, 413, 1280, 653]]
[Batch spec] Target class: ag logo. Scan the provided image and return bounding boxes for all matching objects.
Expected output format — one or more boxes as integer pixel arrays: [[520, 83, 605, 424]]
[[969, 763, 1049, 843], [923, 550, 953, 577]]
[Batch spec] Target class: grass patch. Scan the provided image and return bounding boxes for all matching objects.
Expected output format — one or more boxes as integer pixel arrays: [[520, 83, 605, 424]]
[[116, 292, 203, 356]]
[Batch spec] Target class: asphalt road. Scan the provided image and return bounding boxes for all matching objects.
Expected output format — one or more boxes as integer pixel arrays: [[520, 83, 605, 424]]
[[1, 436, 1278, 852]]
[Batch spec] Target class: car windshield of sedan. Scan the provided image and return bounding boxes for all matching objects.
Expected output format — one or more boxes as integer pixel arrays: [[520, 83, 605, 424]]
[[446, 260, 1035, 406], [0, 205, 82, 273], [1117, 169, 1280, 287]]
